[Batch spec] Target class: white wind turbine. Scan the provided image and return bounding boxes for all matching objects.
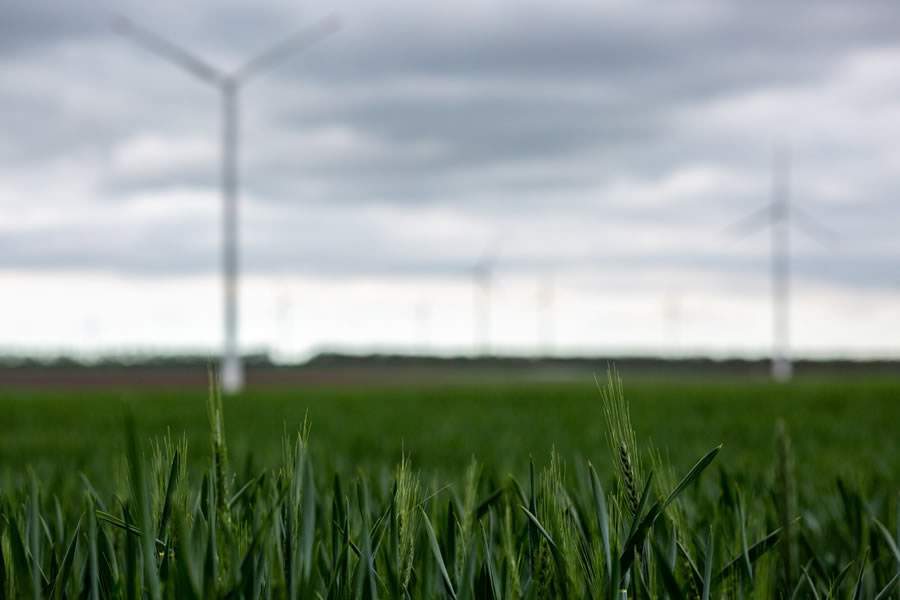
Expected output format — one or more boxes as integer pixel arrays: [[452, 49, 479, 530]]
[[471, 241, 500, 356], [113, 13, 339, 393], [536, 270, 555, 356], [729, 147, 836, 382]]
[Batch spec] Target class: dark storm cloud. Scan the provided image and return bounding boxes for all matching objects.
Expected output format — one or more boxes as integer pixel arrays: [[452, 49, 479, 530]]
[[1, 0, 900, 291]]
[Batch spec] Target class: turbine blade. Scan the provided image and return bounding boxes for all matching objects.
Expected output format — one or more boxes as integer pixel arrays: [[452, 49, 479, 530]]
[[724, 204, 774, 238], [234, 14, 341, 82], [112, 15, 223, 85], [792, 205, 839, 247]]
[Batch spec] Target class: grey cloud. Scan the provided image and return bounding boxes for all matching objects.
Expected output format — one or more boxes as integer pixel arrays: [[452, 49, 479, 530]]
[[1, 0, 899, 294]]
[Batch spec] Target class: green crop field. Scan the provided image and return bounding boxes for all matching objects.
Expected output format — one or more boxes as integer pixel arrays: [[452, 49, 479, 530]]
[[2, 376, 899, 487], [1, 373, 899, 597]]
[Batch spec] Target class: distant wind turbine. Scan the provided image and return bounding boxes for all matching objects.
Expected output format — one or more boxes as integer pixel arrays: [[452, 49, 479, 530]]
[[729, 147, 836, 382], [472, 242, 500, 355], [414, 299, 431, 354], [273, 283, 294, 360], [113, 13, 339, 393], [662, 291, 682, 354], [537, 271, 555, 356]]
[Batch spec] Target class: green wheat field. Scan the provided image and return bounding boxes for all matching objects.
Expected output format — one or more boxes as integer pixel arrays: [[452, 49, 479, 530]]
[[1, 373, 898, 597]]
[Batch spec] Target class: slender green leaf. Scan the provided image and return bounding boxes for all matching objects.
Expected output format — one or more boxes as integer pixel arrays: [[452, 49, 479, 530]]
[[588, 462, 612, 576], [420, 507, 457, 600], [714, 528, 782, 583], [874, 519, 900, 565], [874, 572, 899, 600], [652, 540, 686, 600]]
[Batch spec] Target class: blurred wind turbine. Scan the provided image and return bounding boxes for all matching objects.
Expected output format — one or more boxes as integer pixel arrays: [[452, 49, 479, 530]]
[[662, 291, 682, 354], [728, 147, 837, 382], [113, 13, 339, 393], [472, 242, 500, 356], [273, 283, 294, 361], [414, 299, 431, 354], [537, 271, 555, 356]]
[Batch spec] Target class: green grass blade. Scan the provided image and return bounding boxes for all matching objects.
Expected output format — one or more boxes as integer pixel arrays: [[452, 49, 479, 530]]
[[86, 494, 100, 600], [481, 522, 502, 600], [851, 549, 868, 600], [27, 473, 41, 600], [0, 520, 6, 599], [588, 462, 612, 576], [474, 489, 503, 520], [661, 445, 722, 511], [802, 566, 821, 600], [873, 518, 900, 565], [226, 474, 261, 509], [701, 527, 713, 600], [156, 449, 180, 541], [651, 539, 686, 600], [457, 535, 479, 600], [124, 505, 139, 600], [737, 492, 752, 582], [420, 507, 457, 600], [445, 499, 457, 582], [874, 572, 899, 600], [50, 518, 81, 600], [125, 413, 161, 600], [829, 560, 855, 594], [7, 515, 33, 599], [616, 472, 658, 586], [519, 506, 569, 600], [95, 511, 167, 548], [677, 540, 703, 593], [714, 528, 782, 583], [300, 456, 317, 586]]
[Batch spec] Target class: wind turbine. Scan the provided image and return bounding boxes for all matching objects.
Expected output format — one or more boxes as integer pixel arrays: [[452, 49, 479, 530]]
[[662, 291, 682, 355], [113, 13, 339, 393], [729, 147, 836, 382], [536, 271, 555, 356], [413, 299, 431, 355], [273, 283, 294, 362], [472, 242, 500, 356]]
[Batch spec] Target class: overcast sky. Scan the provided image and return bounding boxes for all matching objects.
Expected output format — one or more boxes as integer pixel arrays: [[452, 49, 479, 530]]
[[1, 0, 898, 358]]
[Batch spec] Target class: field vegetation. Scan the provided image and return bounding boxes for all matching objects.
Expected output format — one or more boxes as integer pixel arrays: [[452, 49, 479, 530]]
[[0, 372, 898, 597]]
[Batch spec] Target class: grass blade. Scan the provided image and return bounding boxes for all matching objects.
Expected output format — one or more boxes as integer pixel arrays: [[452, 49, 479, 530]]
[[714, 528, 782, 583], [851, 549, 868, 600], [588, 462, 612, 576], [652, 540, 686, 600], [802, 566, 821, 600], [874, 572, 899, 600], [50, 518, 81, 600], [125, 413, 162, 600], [662, 445, 722, 511], [873, 518, 900, 565], [701, 527, 714, 600], [519, 506, 569, 600], [420, 507, 457, 600], [157, 449, 180, 541]]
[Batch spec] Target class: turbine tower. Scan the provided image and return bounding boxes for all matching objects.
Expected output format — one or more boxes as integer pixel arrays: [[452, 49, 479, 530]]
[[730, 147, 835, 382], [537, 271, 555, 356], [662, 291, 682, 354], [472, 243, 499, 356], [114, 14, 339, 393], [414, 299, 431, 354]]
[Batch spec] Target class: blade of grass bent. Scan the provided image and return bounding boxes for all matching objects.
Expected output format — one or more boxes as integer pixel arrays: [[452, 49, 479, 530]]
[[420, 507, 457, 600]]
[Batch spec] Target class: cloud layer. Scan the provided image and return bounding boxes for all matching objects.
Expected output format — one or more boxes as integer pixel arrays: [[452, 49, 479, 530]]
[[2, 0, 899, 353]]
